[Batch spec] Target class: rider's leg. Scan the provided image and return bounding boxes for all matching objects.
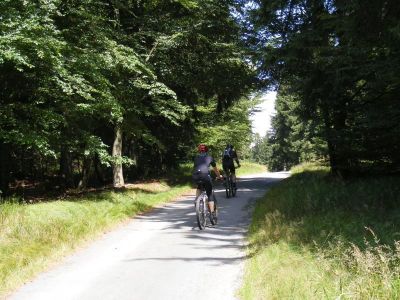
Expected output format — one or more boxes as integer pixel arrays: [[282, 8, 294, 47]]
[[205, 178, 214, 212], [232, 173, 236, 182], [222, 166, 228, 184], [194, 183, 201, 206], [211, 190, 217, 212], [208, 201, 215, 213], [231, 165, 237, 188], [196, 186, 201, 198]]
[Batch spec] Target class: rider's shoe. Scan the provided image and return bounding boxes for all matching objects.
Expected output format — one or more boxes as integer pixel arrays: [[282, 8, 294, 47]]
[[212, 211, 218, 224]]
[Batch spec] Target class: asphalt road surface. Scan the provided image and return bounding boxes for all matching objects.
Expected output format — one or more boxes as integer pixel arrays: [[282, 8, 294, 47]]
[[11, 172, 289, 300]]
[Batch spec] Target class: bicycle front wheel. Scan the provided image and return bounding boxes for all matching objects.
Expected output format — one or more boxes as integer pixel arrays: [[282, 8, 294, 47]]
[[195, 193, 207, 230]]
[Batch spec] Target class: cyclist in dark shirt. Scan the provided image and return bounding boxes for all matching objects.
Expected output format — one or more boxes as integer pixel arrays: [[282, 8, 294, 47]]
[[192, 144, 223, 213], [222, 144, 241, 189]]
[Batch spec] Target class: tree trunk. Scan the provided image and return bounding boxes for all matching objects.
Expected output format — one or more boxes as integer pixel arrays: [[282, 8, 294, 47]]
[[322, 106, 340, 176], [0, 141, 11, 196], [112, 125, 124, 188], [322, 105, 348, 178], [93, 154, 105, 186], [78, 157, 92, 190], [60, 145, 75, 188]]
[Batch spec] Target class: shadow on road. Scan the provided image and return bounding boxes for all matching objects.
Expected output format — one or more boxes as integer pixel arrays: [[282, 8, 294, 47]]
[[125, 173, 289, 265]]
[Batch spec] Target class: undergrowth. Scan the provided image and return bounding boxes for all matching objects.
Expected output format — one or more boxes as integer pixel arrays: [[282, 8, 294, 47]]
[[241, 163, 400, 299]]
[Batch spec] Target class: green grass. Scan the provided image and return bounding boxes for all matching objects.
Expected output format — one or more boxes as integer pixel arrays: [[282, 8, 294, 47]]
[[0, 160, 273, 297], [236, 161, 267, 176], [0, 182, 191, 297], [240, 163, 400, 299], [180, 159, 266, 178]]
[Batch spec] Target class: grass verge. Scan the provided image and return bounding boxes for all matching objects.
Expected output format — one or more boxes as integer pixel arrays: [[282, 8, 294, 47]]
[[181, 160, 267, 178], [236, 161, 267, 176], [0, 181, 191, 297], [240, 163, 400, 299]]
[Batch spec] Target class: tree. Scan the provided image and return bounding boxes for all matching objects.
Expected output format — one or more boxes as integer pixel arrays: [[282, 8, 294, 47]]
[[195, 97, 257, 160], [251, 133, 270, 165], [263, 86, 327, 171], [247, 0, 400, 176], [0, 0, 257, 194]]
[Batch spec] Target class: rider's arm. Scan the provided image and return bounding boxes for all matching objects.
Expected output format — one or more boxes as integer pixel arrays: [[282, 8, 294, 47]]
[[213, 166, 223, 178], [210, 159, 223, 179], [233, 150, 240, 166]]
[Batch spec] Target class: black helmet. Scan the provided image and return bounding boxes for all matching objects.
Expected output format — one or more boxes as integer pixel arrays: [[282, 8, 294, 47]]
[[226, 144, 233, 149]]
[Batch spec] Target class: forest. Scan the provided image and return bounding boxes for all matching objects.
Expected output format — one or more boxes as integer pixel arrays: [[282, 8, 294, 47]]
[[1, 0, 399, 196], [0, 0, 257, 195], [250, 0, 400, 177], [1, 1, 400, 298]]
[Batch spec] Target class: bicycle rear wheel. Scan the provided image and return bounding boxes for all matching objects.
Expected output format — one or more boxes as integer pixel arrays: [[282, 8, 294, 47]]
[[225, 176, 231, 198], [231, 177, 236, 197], [195, 193, 207, 230]]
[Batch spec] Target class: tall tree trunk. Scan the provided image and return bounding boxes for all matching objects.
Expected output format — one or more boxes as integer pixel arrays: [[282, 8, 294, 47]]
[[93, 154, 105, 186], [60, 145, 75, 188], [78, 157, 92, 190], [322, 105, 348, 178], [322, 106, 340, 176], [112, 125, 124, 188], [0, 141, 11, 196]]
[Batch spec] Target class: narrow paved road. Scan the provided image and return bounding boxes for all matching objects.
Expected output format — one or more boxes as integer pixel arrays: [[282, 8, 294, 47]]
[[11, 172, 289, 300]]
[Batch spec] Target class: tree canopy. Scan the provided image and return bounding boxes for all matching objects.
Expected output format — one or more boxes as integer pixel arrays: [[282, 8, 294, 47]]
[[1, 0, 399, 195], [0, 0, 256, 194], [248, 0, 400, 176]]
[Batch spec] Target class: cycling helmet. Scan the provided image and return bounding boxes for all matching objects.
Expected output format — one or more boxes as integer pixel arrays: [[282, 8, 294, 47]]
[[226, 144, 233, 149], [198, 144, 208, 153]]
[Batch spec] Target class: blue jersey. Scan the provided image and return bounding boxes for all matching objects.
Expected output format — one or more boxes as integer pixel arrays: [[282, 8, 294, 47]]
[[193, 153, 216, 175]]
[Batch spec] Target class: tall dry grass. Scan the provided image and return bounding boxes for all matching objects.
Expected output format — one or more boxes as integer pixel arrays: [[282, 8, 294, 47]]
[[241, 163, 400, 299]]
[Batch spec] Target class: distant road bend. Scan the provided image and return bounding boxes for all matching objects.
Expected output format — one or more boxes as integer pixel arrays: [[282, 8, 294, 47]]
[[11, 172, 289, 300]]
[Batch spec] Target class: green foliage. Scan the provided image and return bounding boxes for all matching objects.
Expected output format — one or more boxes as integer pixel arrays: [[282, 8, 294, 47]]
[[0, 0, 256, 191], [262, 87, 328, 171], [236, 161, 267, 176], [250, 133, 270, 165], [194, 97, 256, 158], [248, 0, 400, 176], [0, 0, 65, 152]]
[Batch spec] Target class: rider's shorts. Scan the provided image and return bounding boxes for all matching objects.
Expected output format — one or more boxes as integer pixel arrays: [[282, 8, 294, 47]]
[[222, 162, 235, 174], [192, 172, 213, 198]]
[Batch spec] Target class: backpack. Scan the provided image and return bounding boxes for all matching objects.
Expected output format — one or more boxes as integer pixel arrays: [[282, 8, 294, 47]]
[[223, 147, 232, 159]]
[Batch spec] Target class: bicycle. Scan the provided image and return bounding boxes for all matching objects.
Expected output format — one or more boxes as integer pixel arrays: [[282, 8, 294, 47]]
[[194, 181, 218, 230], [223, 165, 240, 198]]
